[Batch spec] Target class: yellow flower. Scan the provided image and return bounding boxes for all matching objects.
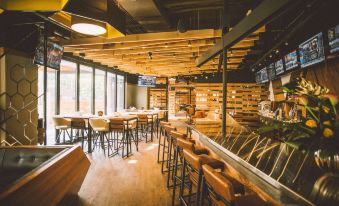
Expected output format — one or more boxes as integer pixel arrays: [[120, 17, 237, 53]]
[[323, 121, 331, 126], [323, 128, 334, 138], [305, 119, 317, 128], [322, 106, 330, 114]]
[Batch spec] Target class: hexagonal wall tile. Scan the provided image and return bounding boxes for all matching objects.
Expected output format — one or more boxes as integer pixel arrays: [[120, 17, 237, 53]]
[[6, 118, 25, 139], [10, 94, 24, 109], [18, 79, 31, 97], [25, 67, 38, 82], [18, 109, 30, 124], [4, 107, 16, 119], [24, 122, 37, 141], [10, 64, 25, 82], [0, 109, 4, 122]]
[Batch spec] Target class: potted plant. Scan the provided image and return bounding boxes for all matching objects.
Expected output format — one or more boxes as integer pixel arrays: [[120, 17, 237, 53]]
[[258, 77, 339, 173]]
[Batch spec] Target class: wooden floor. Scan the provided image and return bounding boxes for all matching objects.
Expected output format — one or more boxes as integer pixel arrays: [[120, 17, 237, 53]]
[[76, 140, 174, 206]]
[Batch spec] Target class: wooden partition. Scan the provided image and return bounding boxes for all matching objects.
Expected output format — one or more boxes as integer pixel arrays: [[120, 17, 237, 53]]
[[193, 83, 268, 126], [148, 88, 167, 109]]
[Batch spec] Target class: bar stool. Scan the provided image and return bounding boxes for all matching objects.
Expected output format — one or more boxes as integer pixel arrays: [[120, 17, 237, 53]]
[[52, 117, 71, 144], [70, 117, 87, 146], [137, 114, 154, 142], [89, 118, 114, 157], [162, 125, 176, 174], [179, 149, 224, 206], [201, 164, 265, 206], [157, 121, 171, 163]]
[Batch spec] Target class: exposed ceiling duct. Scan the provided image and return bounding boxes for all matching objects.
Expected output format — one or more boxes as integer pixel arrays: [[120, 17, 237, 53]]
[[116, 0, 170, 32]]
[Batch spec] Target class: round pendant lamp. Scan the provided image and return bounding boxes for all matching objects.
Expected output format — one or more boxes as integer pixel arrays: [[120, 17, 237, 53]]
[[71, 15, 107, 36]]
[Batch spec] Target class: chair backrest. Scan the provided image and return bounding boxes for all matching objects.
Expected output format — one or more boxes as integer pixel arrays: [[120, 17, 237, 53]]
[[52, 117, 70, 127], [70, 118, 86, 128], [202, 164, 235, 204], [160, 121, 170, 127], [158, 111, 165, 119], [176, 138, 194, 151], [163, 125, 176, 134], [137, 114, 148, 123], [89, 118, 109, 131], [108, 118, 125, 131], [170, 131, 187, 140]]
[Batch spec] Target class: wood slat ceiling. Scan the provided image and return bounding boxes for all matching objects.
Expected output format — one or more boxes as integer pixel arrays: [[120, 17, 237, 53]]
[[62, 27, 265, 77]]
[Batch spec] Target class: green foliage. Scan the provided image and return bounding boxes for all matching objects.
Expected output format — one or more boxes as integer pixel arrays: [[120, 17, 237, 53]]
[[259, 78, 339, 155]]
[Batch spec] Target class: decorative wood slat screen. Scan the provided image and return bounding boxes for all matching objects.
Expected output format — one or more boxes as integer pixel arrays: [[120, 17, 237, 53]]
[[148, 88, 167, 109]]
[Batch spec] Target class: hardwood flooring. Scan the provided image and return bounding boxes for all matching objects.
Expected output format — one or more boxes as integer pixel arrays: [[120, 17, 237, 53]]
[[76, 140, 174, 206]]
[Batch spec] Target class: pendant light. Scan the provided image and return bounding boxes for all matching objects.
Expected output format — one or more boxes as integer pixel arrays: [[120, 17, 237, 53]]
[[71, 15, 107, 36]]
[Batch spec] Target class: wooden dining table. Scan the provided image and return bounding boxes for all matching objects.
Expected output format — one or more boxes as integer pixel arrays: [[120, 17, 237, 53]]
[[60, 114, 138, 154]]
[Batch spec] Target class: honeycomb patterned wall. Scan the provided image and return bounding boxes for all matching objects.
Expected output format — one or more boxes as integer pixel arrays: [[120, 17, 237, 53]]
[[0, 50, 38, 146]]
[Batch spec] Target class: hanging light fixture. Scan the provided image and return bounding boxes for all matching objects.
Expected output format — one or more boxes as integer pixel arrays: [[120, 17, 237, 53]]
[[71, 15, 107, 36]]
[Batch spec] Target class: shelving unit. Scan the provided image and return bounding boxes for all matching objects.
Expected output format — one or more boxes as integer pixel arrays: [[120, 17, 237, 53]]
[[148, 88, 167, 109], [193, 83, 268, 127]]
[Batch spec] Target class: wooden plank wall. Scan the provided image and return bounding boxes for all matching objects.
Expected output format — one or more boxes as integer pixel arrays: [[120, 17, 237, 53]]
[[148, 88, 167, 109], [193, 83, 268, 126], [305, 57, 339, 94]]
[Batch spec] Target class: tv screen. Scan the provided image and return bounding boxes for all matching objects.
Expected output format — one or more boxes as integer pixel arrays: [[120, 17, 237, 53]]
[[33, 38, 64, 70], [328, 24, 339, 54], [267, 63, 276, 80], [299, 32, 325, 68], [255, 71, 261, 84], [138, 76, 156, 87], [259, 67, 268, 83], [284, 50, 298, 71], [275, 59, 284, 75]]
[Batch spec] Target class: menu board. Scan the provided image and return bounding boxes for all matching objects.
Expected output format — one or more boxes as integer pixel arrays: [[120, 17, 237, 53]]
[[328, 24, 339, 54], [299, 32, 325, 68], [275, 59, 284, 75], [267, 63, 276, 80], [284, 50, 298, 71]]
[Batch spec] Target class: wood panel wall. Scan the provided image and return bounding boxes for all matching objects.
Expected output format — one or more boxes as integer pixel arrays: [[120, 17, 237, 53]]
[[305, 57, 339, 94], [148, 88, 167, 109]]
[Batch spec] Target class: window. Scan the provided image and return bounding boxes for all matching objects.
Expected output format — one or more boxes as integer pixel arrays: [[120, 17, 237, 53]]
[[79, 65, 93, 114], [117, 75, 125, 111], [107, 72, 116, 114], [38, 66, 56, 145], [60, 60, 76, 113], [95, 69, 105, 114]]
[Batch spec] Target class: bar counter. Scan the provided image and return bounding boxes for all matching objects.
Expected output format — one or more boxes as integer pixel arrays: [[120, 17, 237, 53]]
[[182, 116, 336, 206]]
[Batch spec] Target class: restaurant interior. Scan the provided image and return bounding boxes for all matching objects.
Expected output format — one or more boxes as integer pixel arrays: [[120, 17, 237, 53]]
[[0, 0, 338, 205]]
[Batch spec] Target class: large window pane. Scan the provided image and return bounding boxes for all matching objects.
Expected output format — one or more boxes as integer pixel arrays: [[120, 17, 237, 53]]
[[117, 75, 125, 111], [38, 66, 56, 145], [107, 72, 116, 114], [60, 60, 76, 113], [79, 65, 93, 114], [95, 69, 105, 114]]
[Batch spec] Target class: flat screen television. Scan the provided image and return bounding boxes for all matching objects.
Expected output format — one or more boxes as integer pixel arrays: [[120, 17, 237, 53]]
[[284, 50, 298, 71], [275, 59, 284, 75], [267, 63, 276, 80], [138, 76, 156, 87], [259, 67, 268, 83], [299, 32, 325, 68], [255, 71, 261, 84], [33, 38, 64, 70], [328, 24, 339, 54]]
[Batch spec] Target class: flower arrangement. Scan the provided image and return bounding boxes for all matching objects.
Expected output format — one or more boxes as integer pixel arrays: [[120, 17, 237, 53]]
[[259, 78, 339, 157]]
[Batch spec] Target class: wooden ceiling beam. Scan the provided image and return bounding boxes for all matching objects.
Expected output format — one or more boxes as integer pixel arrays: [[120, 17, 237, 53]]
[[62, 29, 221, 46]]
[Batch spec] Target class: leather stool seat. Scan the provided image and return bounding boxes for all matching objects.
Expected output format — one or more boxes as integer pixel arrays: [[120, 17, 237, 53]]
[[202, 164, 265, 206]]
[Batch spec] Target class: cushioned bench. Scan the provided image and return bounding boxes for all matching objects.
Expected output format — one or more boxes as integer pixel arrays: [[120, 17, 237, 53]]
[[0, 146, 90, 206]]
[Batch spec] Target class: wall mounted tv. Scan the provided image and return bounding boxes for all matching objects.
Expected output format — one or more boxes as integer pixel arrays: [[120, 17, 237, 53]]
[[284, 50, 298, 71], [138, 76, 156, 87], [257, 67, 268, 83], [299, 32, 325, 68], [267, 63, 276, 80], [255, 72, 261, 84], [33, 38, 64, 70], [328, 24, 339, 54], [275, 59, 284, 75]]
